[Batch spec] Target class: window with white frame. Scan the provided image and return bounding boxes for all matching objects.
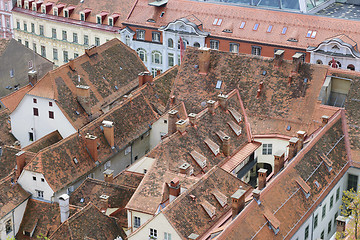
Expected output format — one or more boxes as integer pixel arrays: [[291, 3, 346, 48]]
[[104, 160, 111, 170], [210, 40, 219, 50], [262, 143, 272, 155], [136, 29, 145, 40], [36, 190, 44, 199], [168, 53, 174, 67], [125, 35, 130, 46], [152, 51, 162, 64], [150, 228, 157, 238], [95, 37, 100, 46], [63, 50, 68, 63], [252, 46, 261, 56], [134, 216, 141, 228], [151, 68, 161, 77], [164, 232, 172, 240], [108, 18, 113, 26], [230, 43, 239, 53], [137, 48, 147, 62], [152, 32, 160, 42], [168, 38, 174, 48], [67, 186, 74, 194], [5, 219, 12, 234]]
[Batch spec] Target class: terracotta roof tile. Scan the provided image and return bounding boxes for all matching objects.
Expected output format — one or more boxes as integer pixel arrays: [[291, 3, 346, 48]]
[[23, 130, 63, 153], [0, 146, 22, 180], [0, 109, 17, 146], [113, 170, 144, 189], [1, 84, 32, 112]]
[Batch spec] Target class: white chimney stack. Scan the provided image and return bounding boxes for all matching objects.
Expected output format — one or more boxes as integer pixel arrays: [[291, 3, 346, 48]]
[[59, 194, 70, 223]]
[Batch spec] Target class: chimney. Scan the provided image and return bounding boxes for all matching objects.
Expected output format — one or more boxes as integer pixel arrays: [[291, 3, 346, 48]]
[[258, 168, 267, 190], [85, 45, 97, 57], [292, 53, 303, 73], [273, 150, 285, 175], [69, 59, 75, 71], [16, 151, 26, 178], [59, 194, 70, 223], [288, 137, 299, 160], [252, 189, 261, 203], [231, 188, 246, 219], [102, 120, 115, 148], [198, 47, 211, 75], [256, 89, 261, 99], [28, 70, 38, 86], [222, 136, 231, 157], [179, 162, 191, 175], [170, 95, 176, 106], [138, 71, 153, 87], [176, 119, 187, 134], [169, 178, 180, 202], [336, 216, 347, 237], [274, 49, 285, 67], [322, 115, 330, 127], [168, 110, 178, 135], [297, 130, 306, 152], [99, 194, 109, 212], [207, 100, 216, 115], [188, 113, 197, 126], [76, 85, 91, 115], [103, 169, 114, 183], [85, 133, 98, 162], [217, 94, 228, 110]]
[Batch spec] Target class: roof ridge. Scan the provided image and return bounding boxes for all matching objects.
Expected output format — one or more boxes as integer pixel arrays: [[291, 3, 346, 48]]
[[85, 177, 137, 190]]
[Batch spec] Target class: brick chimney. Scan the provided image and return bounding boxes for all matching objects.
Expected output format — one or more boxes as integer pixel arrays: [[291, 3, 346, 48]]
[[258, 168, 267, 190], [69, 59, 75, 71], [99, 194, 109, 212], [231, 188, 246, 219], [76, 85, 91, 115], [297, 130, 306, 152], [169, 178, 180, 202], [252, 189, 261, 202], [322, 115, 330, 127], [138, 71, 153, 87], [16, 151, 26, 178], [292, 53, 303, 73], [198, 47, 211, 75], [168, 110, 178, 135], [28, 70, 38, 86], [176, 119, 187, 134], [273, 151, 285, 175], [59, 194, 70, 223], [336, 216, 347, 237], [222, 136, 231, 157], [170, 95, 176, 106], [103, 169, 114, 183], [274, 49, 285, 67], [85, 45, 97, 57], [102, 120, 114, 148], [188, 113, 197, 126], [207, 100, 216, 115], [218, 94, 228, 110], [288, 137, 299, 160], [85, 133, 98, 162]]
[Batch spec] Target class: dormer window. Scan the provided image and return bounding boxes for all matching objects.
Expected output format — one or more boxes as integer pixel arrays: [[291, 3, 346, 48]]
[[41, 5, 45, 13], [79, 9, 91, 21], [96, 15, 101, 24], [64, 9, 69, 17], [108, 17, 113, 26], [17, 0, 22, 8], [96, 12, 108, 25], [80, 12, 85, 21], [108, 14, 119, 26], [53, 7, 58, 16], [32, 2, 36, 10], [24, 1, 29, 9]]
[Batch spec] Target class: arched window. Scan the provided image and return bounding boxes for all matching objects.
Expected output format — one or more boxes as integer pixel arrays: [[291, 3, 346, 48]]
[[168, 38, 173, 48], [347, 64, 355, 71], [193, 42, 200, 48], [125, 35, 131, 46], [178, 39, 188, 50], [328, 60, 341, 68], [316, 60, 323, 64], [136, 48, 147, 62], [152, 51, 162, 64]]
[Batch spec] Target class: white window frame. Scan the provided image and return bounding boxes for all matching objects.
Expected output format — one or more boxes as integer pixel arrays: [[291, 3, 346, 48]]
[[252, 46, 261, 56], [150, 228, 157, 238], [230, 43, 239, 53], [137, 48, 147, 62], [152, 51, 162, 64], [210, 40, 219, 50], [136, 30, 145, 40], [262, 143, 272, 155], [36, 190, 44, 199], [134, 216, 141, 228], [152, 32, 160, 42]]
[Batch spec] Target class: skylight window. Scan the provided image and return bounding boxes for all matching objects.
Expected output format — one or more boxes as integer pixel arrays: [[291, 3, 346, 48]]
[[267, 25, 272, 33], [311, 31, 317, 38], [213, 18, 223, 26], [239, 21, 245, 29], [216, 80, 222, 89], [253, 23, 259, 31], [306, 30, 312, 38], [281, 27, 287, 34]]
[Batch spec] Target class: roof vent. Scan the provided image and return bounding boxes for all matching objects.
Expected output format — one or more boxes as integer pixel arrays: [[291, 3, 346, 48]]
[[204, 138, 220, 156], [264, 209, 280, 235], [295, 176, 311, 199], [190, 150, 207, 169], [200, 199, 216, 219], [287, 38, 298, 42]]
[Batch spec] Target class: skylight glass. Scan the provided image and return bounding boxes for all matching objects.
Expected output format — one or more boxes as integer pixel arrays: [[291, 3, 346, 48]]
[[306, 30, 312, 38], [216, 80, 222, 89], [281, 27, 287, 34], [267, 25, 273, 33], [239, 21, 246, 29], [253, 23, 259, 31], [311, 31, 317, 38]]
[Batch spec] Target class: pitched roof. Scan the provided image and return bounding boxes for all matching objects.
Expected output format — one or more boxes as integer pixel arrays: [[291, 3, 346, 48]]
[[0, 108, 17, 146], [1, 84, 32, 112], [26, 38, 147, 129], [0, 173, 31, 220], [171, 47, 336, 136], [16, 199, 61, 240], [217, 111, 350, 239], [125, 0, 360, 50], [0, 146, 22, 180], [23, 130, 63, 153], [162, 166, 252, 239], [0, 39, 53, 98], [49, 203, 123, 240], [113, 170, 144, 189]]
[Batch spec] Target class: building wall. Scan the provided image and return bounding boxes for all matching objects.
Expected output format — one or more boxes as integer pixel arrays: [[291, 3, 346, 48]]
[[254, 138, 289, 170], [13, 11, 119, 66], [10, 94, 77, 147], [126, 209, 154, 235], [0, 0, 14, 39], [128, 212, 181, 240], [18, 170, 54, 201], [0, 198, 28, 240], [149, 115, 168, 150]]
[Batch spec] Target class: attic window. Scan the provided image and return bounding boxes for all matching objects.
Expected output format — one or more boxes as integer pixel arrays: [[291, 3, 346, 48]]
[[204, 138, 220, 156], [267, 25, 272, 33], [160, 11, 165, 17], [296, 177, 311, 198], [80, 12, 85, 21], [306, 30, 312, 38], [311, 31, 317, 38], [213, 18, 222, 26], [147, 19, 156, 23], [281, 27, 287, 34], [96, 16, 101, 24], [287, 38, 298, 42], [73, 157, 78, 164], [200, 199, 216, 219], [215, 80, 222, 89], [253, 23, 259, 31], [239, 21, 245, 29]]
